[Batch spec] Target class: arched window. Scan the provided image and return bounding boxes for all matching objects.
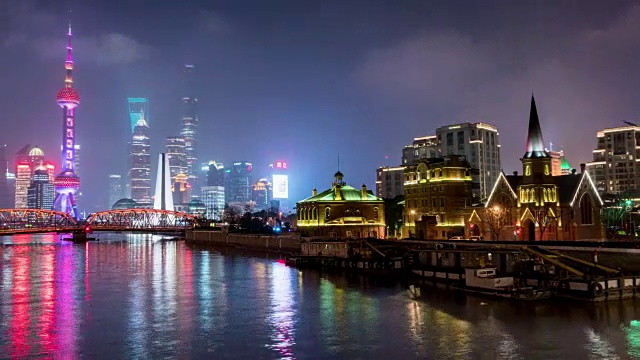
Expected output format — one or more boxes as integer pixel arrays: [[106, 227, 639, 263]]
[[325, 207, 331, 220], [313, 207, 318, 220], [373, 207, 379, 220], [580, 194, 593, 225]]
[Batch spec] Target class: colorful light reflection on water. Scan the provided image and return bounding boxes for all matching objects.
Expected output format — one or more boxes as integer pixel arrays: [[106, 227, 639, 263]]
[[2, 234, 640, 358]]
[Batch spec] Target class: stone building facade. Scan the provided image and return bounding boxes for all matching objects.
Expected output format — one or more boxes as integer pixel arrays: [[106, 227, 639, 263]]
[[296, 172, 385, 239]]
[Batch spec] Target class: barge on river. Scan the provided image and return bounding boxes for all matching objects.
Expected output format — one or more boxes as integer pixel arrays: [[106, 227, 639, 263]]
[[407, 240, 640, 302]]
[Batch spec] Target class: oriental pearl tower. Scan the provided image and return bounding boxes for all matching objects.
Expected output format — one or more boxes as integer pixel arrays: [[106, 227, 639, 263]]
[[53, 22, 81, 219]]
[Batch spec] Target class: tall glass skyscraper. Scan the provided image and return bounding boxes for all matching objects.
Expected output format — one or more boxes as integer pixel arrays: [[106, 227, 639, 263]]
[[130, 116, 151, 204], [128, 98, 149, 134], [165, 136, 187, 181], [107, 174, 123, 209], [180, 64, 199, 185], [27, 167, 55, 210], [225, 162, 252, 204]]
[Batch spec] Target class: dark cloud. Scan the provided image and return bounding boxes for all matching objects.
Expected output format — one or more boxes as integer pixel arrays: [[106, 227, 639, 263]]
[[354, 4, 640, 171], [1, 0, 639, 210], [2, 2, 150, 65]]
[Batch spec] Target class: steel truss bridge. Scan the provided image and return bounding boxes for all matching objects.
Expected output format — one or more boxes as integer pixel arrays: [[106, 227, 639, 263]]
[[0, 209, 196, 235]]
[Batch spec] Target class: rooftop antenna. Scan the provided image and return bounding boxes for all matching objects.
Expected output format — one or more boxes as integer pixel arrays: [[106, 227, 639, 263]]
[[623, 120, 638, 127], [337, 154, 340, 172]]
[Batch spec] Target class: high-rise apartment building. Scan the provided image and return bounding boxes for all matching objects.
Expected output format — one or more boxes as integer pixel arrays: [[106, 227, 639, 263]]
[[585, 124, 640, 195], [128, 98, 149, 134], [435, 123, 501, 201], [402, 135, 439, 165], [166, 136, 187, 180], [107, 174, 123, 209], [225, 162, 252, 204], [375, 166, 405, 199], [130, 116, 151, 204], [27, 167, 55, 210], [397, 122, 501, 201], [180, 64, 199, 183]]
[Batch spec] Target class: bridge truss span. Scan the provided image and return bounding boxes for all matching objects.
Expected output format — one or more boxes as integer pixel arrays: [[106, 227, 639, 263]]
[[85, 209, 197, 231], [0, 209, 79, 234]]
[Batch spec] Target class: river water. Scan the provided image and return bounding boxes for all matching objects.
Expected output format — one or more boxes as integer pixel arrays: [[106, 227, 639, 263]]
[[1, 233, 640, 359]]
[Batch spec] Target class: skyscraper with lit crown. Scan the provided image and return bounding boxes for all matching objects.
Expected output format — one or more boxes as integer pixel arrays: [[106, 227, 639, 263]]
[[130, 115, 151, 204], [53, 22, 81, 218]]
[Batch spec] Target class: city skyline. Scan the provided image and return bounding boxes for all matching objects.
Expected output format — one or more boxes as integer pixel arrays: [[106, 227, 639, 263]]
[[1, 1, 640, 210]]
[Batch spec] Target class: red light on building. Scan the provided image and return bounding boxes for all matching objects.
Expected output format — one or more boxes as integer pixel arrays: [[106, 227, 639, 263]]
[[274, 160, 288, 169]]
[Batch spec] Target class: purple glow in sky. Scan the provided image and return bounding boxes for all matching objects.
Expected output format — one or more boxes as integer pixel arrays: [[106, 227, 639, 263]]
[[1, 0, 639, 210]]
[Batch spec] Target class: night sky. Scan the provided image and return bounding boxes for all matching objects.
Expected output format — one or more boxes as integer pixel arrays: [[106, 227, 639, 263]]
[[2, 0, 640, 211]]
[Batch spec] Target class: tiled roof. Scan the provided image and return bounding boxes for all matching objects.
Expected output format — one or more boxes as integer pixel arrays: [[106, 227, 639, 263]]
[[298, 185, 383, 203]]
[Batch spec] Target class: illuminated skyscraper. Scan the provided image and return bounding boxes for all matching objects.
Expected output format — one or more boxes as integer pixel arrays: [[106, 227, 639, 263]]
[[202, 161, 224, 220], [27, 166, 55, 210], [53, 22, 81, 218], [165, 136, 187, 181], [130, 116, 151, 204], [128, 98, 149, 134], [180, 64, 199, 184], [107, 174, 123, 209], [14, 146, 50, 208], [225, 162, 252, 204], [252, 178, 272, 211], [14, 162, 31, 209]]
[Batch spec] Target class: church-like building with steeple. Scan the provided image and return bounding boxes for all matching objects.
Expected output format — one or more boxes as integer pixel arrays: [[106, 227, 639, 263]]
[[470, 96, 605, 241]]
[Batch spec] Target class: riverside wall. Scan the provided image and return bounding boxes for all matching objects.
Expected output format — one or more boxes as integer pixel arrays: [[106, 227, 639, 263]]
[[186, 230, 302, 253]]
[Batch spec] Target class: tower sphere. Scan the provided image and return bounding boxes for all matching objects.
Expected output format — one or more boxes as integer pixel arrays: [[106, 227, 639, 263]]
[[56, 87, 80, 108]]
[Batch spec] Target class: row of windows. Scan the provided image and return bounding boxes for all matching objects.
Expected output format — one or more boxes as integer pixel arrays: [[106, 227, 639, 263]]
[[298, 207, 379, 221]]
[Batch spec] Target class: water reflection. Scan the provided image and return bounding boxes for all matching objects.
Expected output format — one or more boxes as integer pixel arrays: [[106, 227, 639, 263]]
[[4, 236, 640, 358], [267, 261, 296, 359]]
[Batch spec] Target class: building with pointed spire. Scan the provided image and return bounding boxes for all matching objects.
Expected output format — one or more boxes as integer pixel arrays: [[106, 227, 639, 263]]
[[53, 22, 81, 218], [474, 96, 604, 241], [296, 171, 386, 239]]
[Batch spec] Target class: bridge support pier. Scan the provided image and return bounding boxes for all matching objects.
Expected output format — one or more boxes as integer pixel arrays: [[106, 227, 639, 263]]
[[71, 230, 88, 243]]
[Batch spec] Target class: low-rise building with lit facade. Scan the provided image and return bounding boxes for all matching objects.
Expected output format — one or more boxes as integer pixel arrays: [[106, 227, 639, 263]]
[[296, 171, 385, 239], [402, 155, 474, 239], [476, 97, 604, 241]]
